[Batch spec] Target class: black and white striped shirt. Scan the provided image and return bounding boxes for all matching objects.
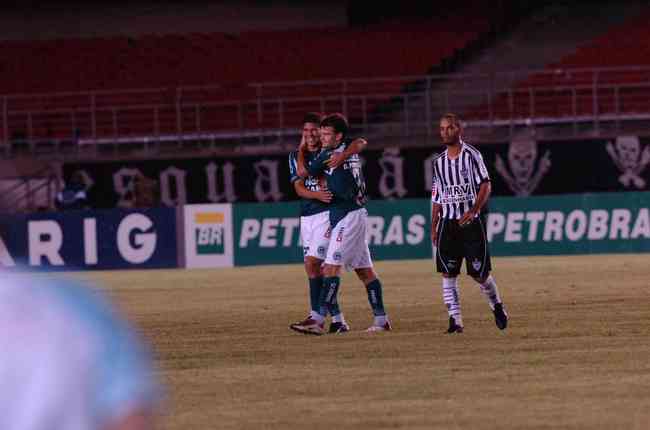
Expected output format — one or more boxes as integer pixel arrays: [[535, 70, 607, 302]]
[[431, 140, 490, 219]]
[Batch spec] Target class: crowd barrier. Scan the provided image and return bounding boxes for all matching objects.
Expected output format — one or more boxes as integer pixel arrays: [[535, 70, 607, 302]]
[[1, 192, 648, 270]]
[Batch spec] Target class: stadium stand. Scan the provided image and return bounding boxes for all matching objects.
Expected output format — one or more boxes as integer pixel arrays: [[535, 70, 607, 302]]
[[4, 1, 647, 149], [465, 7, 650, 121], [0, 14, 493, 142]]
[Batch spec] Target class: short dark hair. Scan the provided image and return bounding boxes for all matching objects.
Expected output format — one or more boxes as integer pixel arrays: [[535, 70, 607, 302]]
[[320, 113, 349, 137], [440, 113, 462, 127], [302, 112, 323, 125]]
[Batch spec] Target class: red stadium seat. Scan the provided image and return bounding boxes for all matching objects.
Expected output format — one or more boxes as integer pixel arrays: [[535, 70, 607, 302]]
[[1, 15, 493, 140], [469, 8, 650, 121]]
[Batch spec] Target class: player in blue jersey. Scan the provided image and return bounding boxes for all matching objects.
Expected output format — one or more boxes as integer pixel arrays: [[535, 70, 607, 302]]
[[292, 113, 391, 334], [288, 112, 347, 333], [0, 271, 161, 430], [288, 113, 368, 334]]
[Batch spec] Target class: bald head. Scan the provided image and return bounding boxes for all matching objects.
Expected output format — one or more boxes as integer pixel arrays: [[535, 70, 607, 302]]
[[439, 113, 462, 146]]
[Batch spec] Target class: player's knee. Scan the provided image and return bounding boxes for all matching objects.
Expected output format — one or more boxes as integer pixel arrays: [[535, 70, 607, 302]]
[[472, 275, 488, 284], [322, 264, 341, 277], [442, 273, 457, 279], [304, 257, 322, 277], [355, 267, 376, 285]]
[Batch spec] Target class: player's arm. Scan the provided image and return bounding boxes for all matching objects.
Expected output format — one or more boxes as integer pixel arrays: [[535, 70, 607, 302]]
[[431, 202, 442, 245], [326, 137, 367, 169], [466, 181, 491, 218], [296, 139, 314, 178], [431, 169, 442, 244], [302, 147, 328, 177], [460, 150, 492, 226], [293, 178, 332, 203]]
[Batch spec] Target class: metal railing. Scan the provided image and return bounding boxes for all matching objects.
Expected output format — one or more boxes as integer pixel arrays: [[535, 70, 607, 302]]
[[0, 165, 59, 213], [1, 66, 649, 155]]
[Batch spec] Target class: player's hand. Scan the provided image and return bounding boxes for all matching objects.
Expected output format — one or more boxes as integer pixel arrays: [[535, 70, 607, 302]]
[[298, 135, 307, 152], [314, 189, 333, 203], [318, 177, 328, 190], [326, 152, 346, 169], [459, 210, 476, 227]]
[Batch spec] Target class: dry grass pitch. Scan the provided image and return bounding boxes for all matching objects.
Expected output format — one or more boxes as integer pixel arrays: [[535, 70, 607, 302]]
[[76, 254, 650, 430]]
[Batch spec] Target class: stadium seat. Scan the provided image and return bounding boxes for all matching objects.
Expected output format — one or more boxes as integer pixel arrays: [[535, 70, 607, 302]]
[[468, 8, 650, 121], [0, 14, 492, 141]]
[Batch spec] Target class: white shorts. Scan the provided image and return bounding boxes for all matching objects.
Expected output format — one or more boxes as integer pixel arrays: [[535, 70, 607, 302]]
[[325, 207, 373, 271], [300, 211, 330, 261]]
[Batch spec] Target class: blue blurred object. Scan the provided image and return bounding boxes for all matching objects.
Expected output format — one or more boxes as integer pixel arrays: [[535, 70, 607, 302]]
[[0, 271, 161, 430]]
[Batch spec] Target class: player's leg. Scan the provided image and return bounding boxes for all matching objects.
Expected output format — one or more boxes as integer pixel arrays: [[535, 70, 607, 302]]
[[318, 218, 347, 332], [314, 209, 364, 332], [436, 219, 464, 333], [307, 213, 348, 332], [324, 259, 349, 333], [291, 215, 321, 321], [305, 256, 324, 318], [473, 272, 508, 330], [318, 254, 349, 334], [290, 263, 341, 336], [290, 212, 330, 335], [328, 207, 390, 332], [354, 266, 391, 332], [464, 217, 508, 330], [321, 262, 343, 326]]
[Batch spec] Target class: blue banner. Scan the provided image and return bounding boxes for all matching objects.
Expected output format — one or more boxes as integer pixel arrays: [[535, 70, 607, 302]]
[[0, 208, 178, 270]]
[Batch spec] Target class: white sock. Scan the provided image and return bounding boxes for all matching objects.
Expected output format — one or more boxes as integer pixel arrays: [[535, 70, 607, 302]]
[[442, 277, 462, 326], [309, 310, 320, 319], [479, 275, 502, 311], [373, 315, 387, 326], [312, 313, 325, 324], [332, 313, 345, 324]]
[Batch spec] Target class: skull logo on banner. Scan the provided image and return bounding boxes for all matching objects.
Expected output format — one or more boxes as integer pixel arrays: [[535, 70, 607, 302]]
[[606, 136, 650, 189], [495, 139, 551, 196]]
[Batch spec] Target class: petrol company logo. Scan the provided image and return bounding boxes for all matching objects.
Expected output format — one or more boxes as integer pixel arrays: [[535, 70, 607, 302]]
[[194, 212, 225, 255]]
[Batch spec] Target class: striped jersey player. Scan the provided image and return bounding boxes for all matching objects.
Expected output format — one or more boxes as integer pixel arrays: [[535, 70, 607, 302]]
[[431, 140, 490, 220], [431, 113, 509, 334]]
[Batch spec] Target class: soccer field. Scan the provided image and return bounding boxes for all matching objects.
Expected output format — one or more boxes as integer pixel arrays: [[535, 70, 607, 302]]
[[78, 254, 650, 430]]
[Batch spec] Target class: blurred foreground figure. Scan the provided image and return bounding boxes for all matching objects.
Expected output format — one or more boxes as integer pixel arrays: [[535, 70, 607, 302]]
[[0, 273, 160, 430]]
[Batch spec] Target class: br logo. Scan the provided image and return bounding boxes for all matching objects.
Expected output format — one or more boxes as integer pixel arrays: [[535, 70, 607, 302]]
[[195, 212, 225, 255]]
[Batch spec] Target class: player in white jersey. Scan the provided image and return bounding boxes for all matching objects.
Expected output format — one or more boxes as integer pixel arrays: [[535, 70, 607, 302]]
[[292, 113, 391, 334], [0, 271, 161, 430], [289, 113, 376, 335], [288, 112, 349, 333], [430, 113, 508, 333]]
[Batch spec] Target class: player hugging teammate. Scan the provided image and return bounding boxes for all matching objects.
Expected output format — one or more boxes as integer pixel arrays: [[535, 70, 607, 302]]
[[289, 113, 391, 335]]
